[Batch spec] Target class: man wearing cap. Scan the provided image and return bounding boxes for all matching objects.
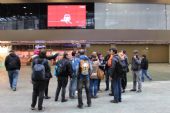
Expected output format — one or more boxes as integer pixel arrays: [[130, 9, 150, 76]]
[[5, 50, 21, 91], [130, 50, 142, 92]]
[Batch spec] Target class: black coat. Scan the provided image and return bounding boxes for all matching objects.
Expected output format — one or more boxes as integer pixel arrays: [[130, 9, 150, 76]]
[[5, 53, 21, 71], [141, 58, 148, 70]]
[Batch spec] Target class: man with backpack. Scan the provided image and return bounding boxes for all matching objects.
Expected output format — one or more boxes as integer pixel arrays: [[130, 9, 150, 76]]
[[54, 52, 72, 102], [110, 48, 123, 103], [130, 50, 142, 93], [69, 51, 80, 99], [31, 54, 47, 111], [77, 49, 92, 109], [119, 50, 129, 93], [5, 50, 21, 91]]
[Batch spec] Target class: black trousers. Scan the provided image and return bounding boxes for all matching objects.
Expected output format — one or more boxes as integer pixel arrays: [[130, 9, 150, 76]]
[[55, 77, 68, 101], [98, 79, 101, 91], [45, 79, 50, 97], [78, 77, 91, 106], [121, 73, 127, 90], [31, 81, 45, 109]]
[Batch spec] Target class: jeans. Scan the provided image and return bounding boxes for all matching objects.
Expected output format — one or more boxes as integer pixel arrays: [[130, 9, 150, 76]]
[[55, 77, 68, 101], [112, 78, 121, 102], [8, 70, 19, 89], [31, 81, 45, 109], [90, 79, 98, 97], [132, 70, 142, 91], [77, 76, 91, 106], [141, 69, 152, 82], [69, 76, 77, 98]]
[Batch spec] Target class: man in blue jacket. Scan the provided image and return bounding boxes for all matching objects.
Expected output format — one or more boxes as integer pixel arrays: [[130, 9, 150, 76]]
[[77, 49, 92, 109]]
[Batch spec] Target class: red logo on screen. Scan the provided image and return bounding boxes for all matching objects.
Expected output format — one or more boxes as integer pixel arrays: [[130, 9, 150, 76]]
[[48, 5, 86, 27]]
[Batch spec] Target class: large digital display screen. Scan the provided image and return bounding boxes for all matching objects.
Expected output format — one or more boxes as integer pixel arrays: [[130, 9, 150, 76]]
[[48, 5, 86, 27]]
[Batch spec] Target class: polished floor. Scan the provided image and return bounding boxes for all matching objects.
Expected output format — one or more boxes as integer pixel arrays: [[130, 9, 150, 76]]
[[0, 64, 170, 113]]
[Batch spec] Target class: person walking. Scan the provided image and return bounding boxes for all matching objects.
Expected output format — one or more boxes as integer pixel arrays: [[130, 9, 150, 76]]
[[130, 50, 142, 93], [141, 54, 152, 82], [77, 49, 92, 109], [5, 50, 21, 91]]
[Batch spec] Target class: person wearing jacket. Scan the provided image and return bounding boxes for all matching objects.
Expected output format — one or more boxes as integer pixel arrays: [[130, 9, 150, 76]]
[[141, 54, 152, 82], [69, 51, 80, 99], [5, 50, 21, 91], [110, 48, 122, 103], [130, 50, 142, 92], [104, 51, 111, 91], [119, 50, 129, 93], [39, 50, 58, 99], [77, 49, 92, 109], [54, 52, 72, 102], [90, 54, 100, 98], [31, 55, 47, 111]]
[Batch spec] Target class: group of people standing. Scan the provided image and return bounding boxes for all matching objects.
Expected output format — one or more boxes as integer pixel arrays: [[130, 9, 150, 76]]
[[4, 48, 152, 111]]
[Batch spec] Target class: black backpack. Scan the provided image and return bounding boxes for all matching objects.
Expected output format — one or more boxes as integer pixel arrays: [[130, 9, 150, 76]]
[[32, 59, 46, 81], [115, 57, 126, 77]]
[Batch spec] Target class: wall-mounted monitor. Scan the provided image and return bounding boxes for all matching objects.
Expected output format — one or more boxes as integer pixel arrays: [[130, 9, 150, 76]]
[[48, 5, 86, 28]]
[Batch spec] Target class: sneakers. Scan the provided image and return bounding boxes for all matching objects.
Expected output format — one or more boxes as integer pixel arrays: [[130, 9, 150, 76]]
[[61, 99, 68, 102], [136, 90, 142, 93], [31, 106, 36, 110], [109, 93, 113, 96], [44, 96, 51, 99], [110, 100, 119, 103], [38, 107, 45, 111], [77, 105, 83, 109], [12, 88, 16, 91], [87, 103, 91, 107], [122, 90, 125, 93], [130, 89, 136, 92]]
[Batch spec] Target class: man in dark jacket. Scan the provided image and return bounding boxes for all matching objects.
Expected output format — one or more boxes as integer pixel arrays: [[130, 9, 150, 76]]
[[55, 52, 72, 102], [38, 50, 56, 99], [104, 51, 111, 91], [31, 56, 47, 111], [110, 48, 122, 103], [130, 50, 142, 92], [141, 54, 152, 82], [5, 50, 21, 91]]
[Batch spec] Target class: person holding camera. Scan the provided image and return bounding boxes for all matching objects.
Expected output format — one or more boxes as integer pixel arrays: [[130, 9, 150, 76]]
[[130, 50, 142, 93]]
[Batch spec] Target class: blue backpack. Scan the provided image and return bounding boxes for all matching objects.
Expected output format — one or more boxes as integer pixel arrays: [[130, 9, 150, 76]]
[[54, 60, 65, 77]]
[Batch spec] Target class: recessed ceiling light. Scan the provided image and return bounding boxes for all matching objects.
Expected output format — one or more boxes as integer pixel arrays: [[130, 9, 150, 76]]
[[23, 6, 27, 9], [30, 13, 32, 15]]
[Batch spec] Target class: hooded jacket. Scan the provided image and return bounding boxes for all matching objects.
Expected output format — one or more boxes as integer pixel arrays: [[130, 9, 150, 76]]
[[5, 53, 21, 71]]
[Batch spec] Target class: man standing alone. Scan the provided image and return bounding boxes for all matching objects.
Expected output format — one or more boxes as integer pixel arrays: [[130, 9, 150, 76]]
[[5, 50, 21, 91]]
